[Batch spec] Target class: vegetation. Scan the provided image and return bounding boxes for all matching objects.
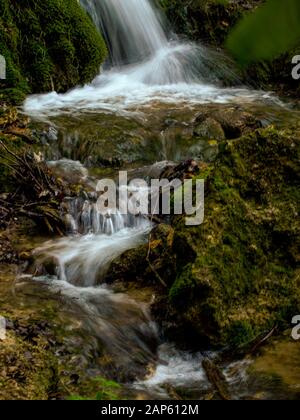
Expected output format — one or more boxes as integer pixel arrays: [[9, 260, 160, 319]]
[[68, 378, 123, 401], [109, 121, 300, 349], [227, 0, 300, 64], [0, 0, 107, 104]]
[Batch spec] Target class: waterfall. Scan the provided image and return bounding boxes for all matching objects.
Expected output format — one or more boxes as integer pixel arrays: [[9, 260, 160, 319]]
[[34, 194, 151, 286], [80, 0, 168, 66], [62, 196, 148, 236], [22, 1, 281, 397], [79, 0, 228, 84], [24, 0, 273, 118]]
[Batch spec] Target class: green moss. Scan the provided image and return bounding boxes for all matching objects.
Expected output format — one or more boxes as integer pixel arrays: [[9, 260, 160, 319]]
[[225, 320, 255, 348], [0, 0, 107, 103], [68, 377, 123, 401], [165, 126, 300, 347]]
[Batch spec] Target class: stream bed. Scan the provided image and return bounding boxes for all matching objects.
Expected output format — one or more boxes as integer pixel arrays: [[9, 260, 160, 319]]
[[7, 0, 299, 400]]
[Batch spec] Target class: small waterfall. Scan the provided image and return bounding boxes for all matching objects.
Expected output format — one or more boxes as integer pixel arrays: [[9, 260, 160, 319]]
[[34, 194, 151, 287], [80, 0, 167, 66], [32, 187, 156, 381], [62, 196, 148, 236], [23, 0, 275, 118], [79, 0, 232, 85]]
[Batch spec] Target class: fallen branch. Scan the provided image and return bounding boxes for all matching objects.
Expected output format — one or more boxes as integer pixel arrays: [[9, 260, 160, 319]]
[[202, 358, 231, 401], [146, 229, 167, 288], [250, 325, 277, 354]]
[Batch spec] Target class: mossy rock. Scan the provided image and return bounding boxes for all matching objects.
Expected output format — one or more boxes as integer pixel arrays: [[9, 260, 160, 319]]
[[112, 125, 300, 349], [0, 0, 107, 104], [0, 265, 124, 400], [194, 117, 225, 141], [165, 126, 300, 347]]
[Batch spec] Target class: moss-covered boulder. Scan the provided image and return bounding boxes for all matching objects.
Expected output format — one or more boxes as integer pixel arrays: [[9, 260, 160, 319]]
[[0, 0, 107, 103], [161, 126, 300, 348]]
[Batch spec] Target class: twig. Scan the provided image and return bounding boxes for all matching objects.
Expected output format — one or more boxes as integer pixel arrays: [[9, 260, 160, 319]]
[[202, 358, 231, 401], [250, 326, 277, 354]]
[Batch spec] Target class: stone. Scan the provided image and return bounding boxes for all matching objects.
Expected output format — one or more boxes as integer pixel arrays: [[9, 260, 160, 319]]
[[194, 117, 225, 141]]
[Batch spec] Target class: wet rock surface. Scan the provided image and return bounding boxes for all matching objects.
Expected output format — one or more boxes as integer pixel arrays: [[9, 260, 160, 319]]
[[29, 103, 272, 169]]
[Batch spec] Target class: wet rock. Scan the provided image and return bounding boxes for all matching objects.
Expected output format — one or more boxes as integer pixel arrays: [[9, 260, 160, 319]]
[[47, 159, 88, 184], [0, 266, 126, 400], [164, 118, 179, 127], [106, 126, 300, 349], [194, 106, 262, 139], [160, 159, 200, 181], [164, 126, 300, 347], [41, 127, 58, 143], [127, 161, 177, 181], [194, 117, 225, 141]]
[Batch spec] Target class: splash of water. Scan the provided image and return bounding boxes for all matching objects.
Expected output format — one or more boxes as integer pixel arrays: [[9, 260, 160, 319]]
[[134, 343, 211, 398]]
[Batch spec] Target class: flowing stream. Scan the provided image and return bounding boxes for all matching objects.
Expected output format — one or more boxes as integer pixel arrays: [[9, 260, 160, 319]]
[[21, 0, 289, 399]]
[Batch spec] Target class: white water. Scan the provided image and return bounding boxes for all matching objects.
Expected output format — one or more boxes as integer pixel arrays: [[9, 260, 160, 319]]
[[80, 0, 168, 66], [23, 0, 277, 119], [35, 194, 151, 286], [134, 343, 211, 398]]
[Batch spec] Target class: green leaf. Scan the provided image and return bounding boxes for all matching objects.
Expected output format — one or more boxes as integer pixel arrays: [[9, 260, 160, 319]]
[[227, 0, 300, 64]]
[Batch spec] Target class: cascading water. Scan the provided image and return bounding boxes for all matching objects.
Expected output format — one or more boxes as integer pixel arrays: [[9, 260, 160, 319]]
[[23, 0, 276, 118], [31, 160, 213, 396], [32, 190, 157, 381], [79, 0, 218, 84], [23, 0, 282, 398], [80, 0, 168, 66], [35, 195, 151, 286]]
